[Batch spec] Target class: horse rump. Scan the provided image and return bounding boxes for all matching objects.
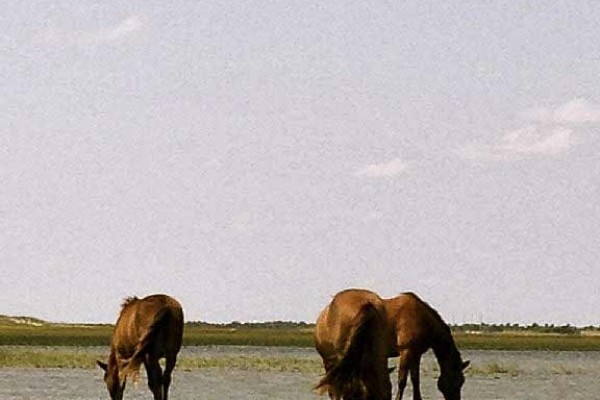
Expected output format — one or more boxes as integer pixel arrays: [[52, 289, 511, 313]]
[[315, 302, 381, 399]]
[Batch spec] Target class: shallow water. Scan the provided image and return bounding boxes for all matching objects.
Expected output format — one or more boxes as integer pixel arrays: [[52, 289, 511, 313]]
[[1, 347, 599, 399]]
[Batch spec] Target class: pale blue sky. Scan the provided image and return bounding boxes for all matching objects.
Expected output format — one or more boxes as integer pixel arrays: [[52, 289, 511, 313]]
[[2, 1, 599, 325]]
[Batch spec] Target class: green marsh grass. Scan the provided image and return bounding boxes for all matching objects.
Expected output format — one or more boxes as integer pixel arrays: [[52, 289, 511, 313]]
[[0, 324, 314, 347], [0, 347, 322, 372], [1, 323, 599, 351], [178, 356, 322, 373], [1, 348, 590, 377], [467, 361, 519, 377], [0, 348, 103, 369], [454, 332, 600, 351], [0, 324, 113, 346]]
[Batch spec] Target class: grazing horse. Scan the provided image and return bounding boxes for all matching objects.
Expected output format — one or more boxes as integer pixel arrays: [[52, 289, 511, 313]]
[[97, 294, 184, 400], [384, 293, 469, 400], [314, 289, 392, 400]]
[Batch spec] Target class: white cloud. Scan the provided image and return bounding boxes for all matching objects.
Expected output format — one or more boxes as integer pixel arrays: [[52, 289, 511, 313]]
[[356, 158, 407, 178], [497, 125, 573, 155], [36, 15, 144, 46], [95, 16, 143, 43], [460, 126, 574, 161], [522, 98, 600, 124], [460, 98, 598, 161]]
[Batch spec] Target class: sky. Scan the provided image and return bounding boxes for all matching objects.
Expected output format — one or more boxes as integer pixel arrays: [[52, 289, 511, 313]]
[[1, 1, 599, 326]]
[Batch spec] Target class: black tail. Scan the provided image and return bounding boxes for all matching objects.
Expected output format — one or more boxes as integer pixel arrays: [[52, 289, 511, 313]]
[[120, 309, 171, 380], [315, 303, 381, 399]]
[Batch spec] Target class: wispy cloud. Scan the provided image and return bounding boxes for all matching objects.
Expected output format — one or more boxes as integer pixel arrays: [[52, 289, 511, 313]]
[[36, 15, 144, 47], [460, 126, 574, 161], [522, 98, 600, 124], [459, 98, 598, 161], [356, 158, 407, 178]]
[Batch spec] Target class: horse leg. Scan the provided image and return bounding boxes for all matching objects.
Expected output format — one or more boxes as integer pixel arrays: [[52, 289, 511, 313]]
[[409, 354, 422, 400], [162, 354, 177, 400], [144, 356, 164, 400], [395, 351, 410, 400]]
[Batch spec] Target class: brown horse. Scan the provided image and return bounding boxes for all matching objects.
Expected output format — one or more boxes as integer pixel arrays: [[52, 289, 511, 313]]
[[97, 294, 184, 400], [314, 289, 392, 400], [384, 293, 469, 400]]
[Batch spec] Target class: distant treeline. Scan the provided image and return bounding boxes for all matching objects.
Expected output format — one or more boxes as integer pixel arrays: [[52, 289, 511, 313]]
[[3, 315, 599, 334], [185, 320, 600, 335], [450, 323, 600, 335]]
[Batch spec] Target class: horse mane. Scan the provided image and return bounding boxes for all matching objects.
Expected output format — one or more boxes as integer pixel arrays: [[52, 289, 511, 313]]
[[403, 292, 452, 334], [403, 292, 463, 365], [121, 296, 139, 309]]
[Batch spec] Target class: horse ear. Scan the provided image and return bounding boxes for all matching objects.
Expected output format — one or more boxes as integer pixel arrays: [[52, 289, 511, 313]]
[[462, 360, 471, 370], [96, 360, 108, 372]]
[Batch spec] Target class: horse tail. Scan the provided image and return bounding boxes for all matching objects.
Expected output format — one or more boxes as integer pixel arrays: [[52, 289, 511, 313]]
[[315, 302, 381, 399], [119, 308, 171, 382]]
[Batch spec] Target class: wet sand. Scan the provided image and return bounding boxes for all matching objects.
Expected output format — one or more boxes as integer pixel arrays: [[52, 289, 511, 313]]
[[1, 348, 598, 399]]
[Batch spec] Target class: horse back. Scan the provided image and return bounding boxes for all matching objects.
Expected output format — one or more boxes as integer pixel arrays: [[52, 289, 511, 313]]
[[315, 289, 385, 357], [112, 294, 184, 358], [314, 289, 391, 399]]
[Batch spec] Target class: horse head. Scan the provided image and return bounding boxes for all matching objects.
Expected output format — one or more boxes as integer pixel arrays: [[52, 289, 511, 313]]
[[437, 359, 470, 400], [96, 358, 127, 400]]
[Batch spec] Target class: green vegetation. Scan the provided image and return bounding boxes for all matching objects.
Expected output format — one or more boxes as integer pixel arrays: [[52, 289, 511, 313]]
[[0, 323, 313, 347], [177, 356, 321, 373], [454, 332, 600, 351], [1, 316, 599, 351], [0, 324, 114, 346], [0, 348, 103, 369], [0, 347, 321, 372], [182, 325, 313, 347], [2, 316, 598, 373], [0, 348, 592, 377]]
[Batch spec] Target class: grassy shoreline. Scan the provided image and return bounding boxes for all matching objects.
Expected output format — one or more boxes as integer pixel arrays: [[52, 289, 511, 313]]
[[454, 332, 600, 351], [0, 347, 323, 372], [3, 322, 599, 375], [1, 347, 597, 378]]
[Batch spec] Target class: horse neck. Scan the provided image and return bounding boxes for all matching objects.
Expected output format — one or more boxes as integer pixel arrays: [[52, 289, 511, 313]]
[[430, 325, 461, 373]]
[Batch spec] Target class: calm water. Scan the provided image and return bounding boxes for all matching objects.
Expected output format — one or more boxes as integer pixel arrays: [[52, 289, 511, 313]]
[[1, 347, 599, 399]]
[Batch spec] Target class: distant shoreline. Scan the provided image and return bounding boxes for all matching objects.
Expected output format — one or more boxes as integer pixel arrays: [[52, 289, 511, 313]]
[[3, 314, 598, 332]]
